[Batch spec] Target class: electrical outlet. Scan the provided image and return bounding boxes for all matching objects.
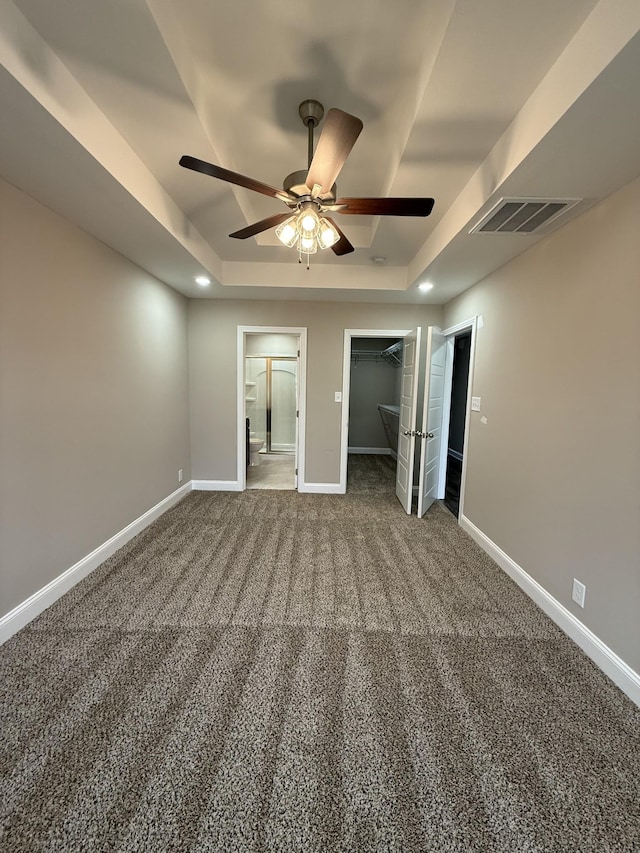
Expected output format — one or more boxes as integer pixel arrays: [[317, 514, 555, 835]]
[[471, 396, 481, 412], [572, 578, 586, 608], [178, 468, 183, 483]]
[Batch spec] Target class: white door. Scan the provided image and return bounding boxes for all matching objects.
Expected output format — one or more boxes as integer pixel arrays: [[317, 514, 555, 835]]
[[417, 326, 446, 517], [395, 327, 422, 513]]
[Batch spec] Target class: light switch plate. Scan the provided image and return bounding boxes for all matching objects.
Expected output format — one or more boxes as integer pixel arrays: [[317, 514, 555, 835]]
[[471, 396, 481, 411], [334, 391, 342, 403]]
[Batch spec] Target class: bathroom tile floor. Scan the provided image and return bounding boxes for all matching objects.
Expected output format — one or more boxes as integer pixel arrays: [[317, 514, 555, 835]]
[[246, 453, 296, 490]]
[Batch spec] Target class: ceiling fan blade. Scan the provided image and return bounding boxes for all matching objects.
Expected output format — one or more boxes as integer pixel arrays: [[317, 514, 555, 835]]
[[229, 212, 292, 240], [305, 109, 363, 197], [334, 197, 435, 216], [179, 155, 294, 203], [324, 217, 354, 255]]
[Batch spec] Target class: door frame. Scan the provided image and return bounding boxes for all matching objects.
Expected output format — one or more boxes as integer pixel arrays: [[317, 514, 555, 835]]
[[416, 326, 446, 518], [339, 328, 411, 494], [438, 316, 478, 521], [237, 326, 307, 491]]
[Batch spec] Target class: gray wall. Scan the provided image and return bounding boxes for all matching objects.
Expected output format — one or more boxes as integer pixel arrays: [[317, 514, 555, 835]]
[[349, 354, 400, 449], [444, 175, 640, 671], [0, 178, 191, 616], [189, 301, 442, 484]]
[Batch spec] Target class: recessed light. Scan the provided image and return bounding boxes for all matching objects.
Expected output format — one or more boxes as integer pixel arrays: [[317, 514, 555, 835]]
[[371, 256, 387, 265], [418, 282, 433, 292], [195, 275, 211, 286]]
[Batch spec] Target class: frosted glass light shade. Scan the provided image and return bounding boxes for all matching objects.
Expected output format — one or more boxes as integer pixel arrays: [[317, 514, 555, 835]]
[[300, 211, 319, 233], [318, 219, 339, 249], [275, 216, 298, 248], [299, 235, 318, 254]]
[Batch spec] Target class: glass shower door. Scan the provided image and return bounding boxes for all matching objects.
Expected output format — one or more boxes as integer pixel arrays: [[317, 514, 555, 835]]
[[245, 356, 297, 454], [270, 360, 297, 452]]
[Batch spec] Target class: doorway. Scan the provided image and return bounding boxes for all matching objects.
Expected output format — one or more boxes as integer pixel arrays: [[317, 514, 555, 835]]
[[443, 330, 471, 516], [237, 326, 307, 491], [340, 320, 477, 519], [436, 317, 477, 522], [339, 328, 410, 494]]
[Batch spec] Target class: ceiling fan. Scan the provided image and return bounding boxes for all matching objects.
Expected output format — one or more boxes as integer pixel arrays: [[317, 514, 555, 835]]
[[179, 99, 435, 264]]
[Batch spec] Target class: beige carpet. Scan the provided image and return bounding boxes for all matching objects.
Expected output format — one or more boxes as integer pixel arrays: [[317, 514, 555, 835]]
[[1, 456, 638, 852]]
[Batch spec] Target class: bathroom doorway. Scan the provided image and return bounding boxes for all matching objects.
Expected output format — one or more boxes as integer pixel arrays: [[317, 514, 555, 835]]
[[237, 327, 307, 491]]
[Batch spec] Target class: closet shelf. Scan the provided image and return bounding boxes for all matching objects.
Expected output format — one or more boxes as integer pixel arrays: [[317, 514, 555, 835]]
[[351, 340, 403, 367], [377, 404, 400, 458]]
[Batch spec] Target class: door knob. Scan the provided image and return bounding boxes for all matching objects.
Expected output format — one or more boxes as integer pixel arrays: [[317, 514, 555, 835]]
[[403, 429, 412, 436], [426, 431, 434, 439]]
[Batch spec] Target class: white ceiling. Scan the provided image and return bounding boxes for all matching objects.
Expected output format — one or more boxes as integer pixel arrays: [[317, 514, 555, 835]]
[[1, 0, 639, 303]]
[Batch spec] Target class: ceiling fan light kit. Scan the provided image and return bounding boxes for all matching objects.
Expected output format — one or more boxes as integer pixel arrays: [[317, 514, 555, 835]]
[[179, 99, 435, 267], [275, 204, 340, 261]]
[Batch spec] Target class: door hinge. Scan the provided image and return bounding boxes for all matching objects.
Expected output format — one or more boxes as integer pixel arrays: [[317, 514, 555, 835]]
[[296, 410, 299, 417], [297, 349, 300, 358], [295, 468, 298, 475]]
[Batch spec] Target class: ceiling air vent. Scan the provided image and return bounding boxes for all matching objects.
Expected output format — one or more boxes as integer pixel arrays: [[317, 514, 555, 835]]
[[470, 198, 582, 235]]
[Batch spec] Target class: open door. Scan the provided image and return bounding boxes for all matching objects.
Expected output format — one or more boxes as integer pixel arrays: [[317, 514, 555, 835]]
[[417, 326, 446, 517], [395, 327, 421, 513]]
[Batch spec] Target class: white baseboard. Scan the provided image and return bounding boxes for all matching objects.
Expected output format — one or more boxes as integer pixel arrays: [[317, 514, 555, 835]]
[[460, 514, 640, 708], [191, 479, 242, 491], [298, 482, 344, 494], [348, 447, 391, 455], [0, 483, 192, 645]]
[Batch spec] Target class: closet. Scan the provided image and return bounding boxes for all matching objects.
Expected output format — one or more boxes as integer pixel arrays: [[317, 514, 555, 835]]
[[348, 338, 403, 457]]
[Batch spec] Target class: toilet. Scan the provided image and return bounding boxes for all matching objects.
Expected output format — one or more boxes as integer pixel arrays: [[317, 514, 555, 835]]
[[249, 434, 264, 466]]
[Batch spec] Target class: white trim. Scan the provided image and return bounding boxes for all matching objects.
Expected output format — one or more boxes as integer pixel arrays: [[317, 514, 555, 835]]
[[340, 328, 410, 493], [237, 327, 246, 488], [298, 481, 343, 494], [441, 317, 478, 338], [348, 446, 391, 455], [460, 514, 640, 708], [0, 483, 192, 645], [191, 480, 242, 491], [237, 326, 307, 492]]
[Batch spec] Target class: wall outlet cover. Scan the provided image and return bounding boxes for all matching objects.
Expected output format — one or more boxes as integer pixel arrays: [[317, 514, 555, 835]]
[[572, 578, 586, 608], [471, 396, 481, 411]]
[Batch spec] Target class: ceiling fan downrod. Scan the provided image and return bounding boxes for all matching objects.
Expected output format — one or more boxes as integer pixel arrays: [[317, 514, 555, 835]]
[[298, 99, 324, 168]]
